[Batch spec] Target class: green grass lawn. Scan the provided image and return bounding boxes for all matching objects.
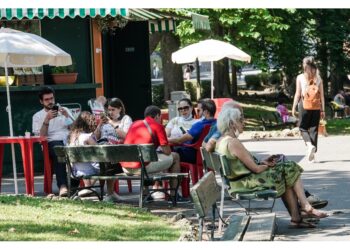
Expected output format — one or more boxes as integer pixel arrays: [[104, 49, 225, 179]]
[[0, 195, 183, 241], [325, 118, 350, 135]]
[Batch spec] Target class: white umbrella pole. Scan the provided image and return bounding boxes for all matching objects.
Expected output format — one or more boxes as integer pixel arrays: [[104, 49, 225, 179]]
[[211, 61, 214, 99], [5, 59, 19, 194]]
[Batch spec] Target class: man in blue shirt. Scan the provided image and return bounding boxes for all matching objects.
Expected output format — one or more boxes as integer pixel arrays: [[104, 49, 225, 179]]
[[168, 98, 216, 163]]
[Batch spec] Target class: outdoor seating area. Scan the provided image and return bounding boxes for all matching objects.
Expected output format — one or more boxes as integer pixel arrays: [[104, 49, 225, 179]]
[[2, 6, 350, 244]]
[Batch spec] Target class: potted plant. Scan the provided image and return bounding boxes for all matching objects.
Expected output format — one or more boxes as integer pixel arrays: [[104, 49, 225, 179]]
[[51, 62, 78, 84]]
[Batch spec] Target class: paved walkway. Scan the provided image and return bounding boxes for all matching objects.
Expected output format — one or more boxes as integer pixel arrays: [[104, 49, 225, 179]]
[[1, 134, 350, 241]]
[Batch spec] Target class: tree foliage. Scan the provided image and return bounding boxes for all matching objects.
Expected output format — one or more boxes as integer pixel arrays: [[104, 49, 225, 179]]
[[159, 8, 350, 99]]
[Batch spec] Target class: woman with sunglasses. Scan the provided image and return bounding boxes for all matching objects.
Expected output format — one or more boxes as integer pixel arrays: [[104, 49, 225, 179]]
[[166, 98, 198, 139]]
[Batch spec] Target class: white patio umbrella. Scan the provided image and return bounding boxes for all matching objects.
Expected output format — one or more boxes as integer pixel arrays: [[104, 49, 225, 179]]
[[0, 27, 72, 194], [172, 39, 251, 99]]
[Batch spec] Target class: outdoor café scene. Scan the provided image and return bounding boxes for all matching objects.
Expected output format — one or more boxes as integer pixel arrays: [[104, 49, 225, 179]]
[[1, 8, 350, 242]]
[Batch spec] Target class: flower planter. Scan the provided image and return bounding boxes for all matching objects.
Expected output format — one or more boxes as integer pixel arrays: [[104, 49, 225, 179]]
[[52, 73, 78, 84]]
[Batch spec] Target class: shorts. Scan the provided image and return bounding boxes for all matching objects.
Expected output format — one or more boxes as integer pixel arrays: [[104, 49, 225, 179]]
[[123, 152, 174, 175]]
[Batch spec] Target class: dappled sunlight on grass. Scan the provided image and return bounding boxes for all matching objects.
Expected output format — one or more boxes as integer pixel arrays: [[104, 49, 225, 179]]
[[326, 118, 350, 135], [0, 195, 182, 241]]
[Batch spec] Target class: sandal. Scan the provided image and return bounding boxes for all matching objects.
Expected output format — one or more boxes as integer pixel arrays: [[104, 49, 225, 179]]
[[288, 219, 316, 229], [302, 207, 329, 219]]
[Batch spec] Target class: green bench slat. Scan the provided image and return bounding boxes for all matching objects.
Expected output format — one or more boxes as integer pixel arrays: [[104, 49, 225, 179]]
[[221, 215, 249, 241], [242, 213, 276, 241]]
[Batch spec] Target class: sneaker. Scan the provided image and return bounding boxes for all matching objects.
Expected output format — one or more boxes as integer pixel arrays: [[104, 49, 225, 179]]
[[103, 192, 126, 203], [307, 195, 328, 209], [307, 144, 316, 161], [151, 191, 166, 200]]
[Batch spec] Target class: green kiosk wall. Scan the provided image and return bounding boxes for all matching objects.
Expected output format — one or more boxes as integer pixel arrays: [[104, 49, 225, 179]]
[[0, 17, 98, 175]]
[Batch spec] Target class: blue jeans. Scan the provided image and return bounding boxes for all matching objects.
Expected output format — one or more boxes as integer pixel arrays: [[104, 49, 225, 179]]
[[48, 141, 67, 188]]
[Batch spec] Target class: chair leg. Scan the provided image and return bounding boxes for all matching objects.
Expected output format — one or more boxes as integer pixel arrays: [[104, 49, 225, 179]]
[[0, 144, 4, 193], [127, 180, 132, 193], [190, 165, 198, 184], [114, 179, 120, 194], [197, 164, 204, 180], [181, 177, 190, 198], [199, 218, 204, 241], [79, 179, 85, 187]]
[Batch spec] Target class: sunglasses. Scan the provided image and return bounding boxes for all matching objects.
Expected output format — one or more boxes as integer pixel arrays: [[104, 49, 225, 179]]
[[178, 106, 190, 112]]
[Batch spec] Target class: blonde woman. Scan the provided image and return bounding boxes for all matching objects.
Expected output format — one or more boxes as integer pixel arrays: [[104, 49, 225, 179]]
[[215, 108, 328, 228]]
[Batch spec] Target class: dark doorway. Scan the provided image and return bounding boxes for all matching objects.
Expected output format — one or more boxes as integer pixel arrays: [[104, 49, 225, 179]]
[[102, 21, 152, 120]]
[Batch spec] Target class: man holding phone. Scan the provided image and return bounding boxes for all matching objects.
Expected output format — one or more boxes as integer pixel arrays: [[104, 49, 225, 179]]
[[32, 86, 73, 197]]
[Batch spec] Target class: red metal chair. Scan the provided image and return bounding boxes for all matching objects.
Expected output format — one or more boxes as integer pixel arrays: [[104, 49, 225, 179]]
[[177, 124, 211, 197], [212, 98, 232, 118]]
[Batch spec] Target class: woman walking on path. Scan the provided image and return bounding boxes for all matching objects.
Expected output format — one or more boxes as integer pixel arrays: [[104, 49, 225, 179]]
[[292, 56, 325, 163]]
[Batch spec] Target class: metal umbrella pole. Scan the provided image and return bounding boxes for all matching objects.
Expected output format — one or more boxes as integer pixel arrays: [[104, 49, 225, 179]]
[[210, 61, 214, 99], [4, 57, 18, 194]]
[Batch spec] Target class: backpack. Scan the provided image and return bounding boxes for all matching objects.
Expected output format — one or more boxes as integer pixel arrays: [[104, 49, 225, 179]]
[[303, 79, 321, 110]]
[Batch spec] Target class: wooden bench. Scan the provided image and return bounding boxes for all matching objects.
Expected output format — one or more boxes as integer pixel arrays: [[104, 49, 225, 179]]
[[190, 172, 276, 241], [259, 112, 296, 131], [328, 101, 345, 118], [54, 144, 188, 208]]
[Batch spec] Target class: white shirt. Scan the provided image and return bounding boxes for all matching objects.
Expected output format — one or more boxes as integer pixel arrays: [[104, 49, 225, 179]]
[[166, 116, 198, 139], [118, 115, 133, 133], [32, 108, 69, 142], [68, 132, 99, 176]]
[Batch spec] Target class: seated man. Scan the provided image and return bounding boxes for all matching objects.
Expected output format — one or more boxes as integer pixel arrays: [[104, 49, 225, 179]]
[[334, 90, 350, 117], [168, 98, 216, 163], [121, 105, 181, 198], [32, 86, 74, 197]]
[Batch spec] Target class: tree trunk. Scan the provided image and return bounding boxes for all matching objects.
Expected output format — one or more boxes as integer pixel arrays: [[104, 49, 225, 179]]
[[160, 32, 184, 100], [214, 59, 230, 97], [231, 63, 238, 97], [149, 33, 162, 54]]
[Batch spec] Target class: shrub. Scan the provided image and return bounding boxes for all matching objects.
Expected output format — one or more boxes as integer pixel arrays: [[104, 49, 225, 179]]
[[245, 74, 261, 90], [259, 72, 269, 85], [200, 80, 211, 99], [184, 81, 197, 100], [269, 71, 281, 85], [152, 84, 165, 107], [51, 61, 76, 74]]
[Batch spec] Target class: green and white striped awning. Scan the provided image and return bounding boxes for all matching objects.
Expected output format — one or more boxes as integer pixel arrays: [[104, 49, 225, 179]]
[[129, 9, 176, 33], [0, 8, 128, 20]]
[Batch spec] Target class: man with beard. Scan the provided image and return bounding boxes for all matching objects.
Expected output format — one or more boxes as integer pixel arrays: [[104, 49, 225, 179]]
[[32, 86, 73, 197]]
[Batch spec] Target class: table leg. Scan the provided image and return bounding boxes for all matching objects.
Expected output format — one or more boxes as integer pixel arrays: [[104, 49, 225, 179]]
[[19, 140, 33, 195], [0, 144, 4, 193], [41, 141, 52, 194]]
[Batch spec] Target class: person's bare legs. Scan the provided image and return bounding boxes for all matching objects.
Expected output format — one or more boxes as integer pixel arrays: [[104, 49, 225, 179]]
[[281, 187, 301, 222], [292, 177, 328, 217], [106, 180, 116, 195], [168, 152, 181, 196]]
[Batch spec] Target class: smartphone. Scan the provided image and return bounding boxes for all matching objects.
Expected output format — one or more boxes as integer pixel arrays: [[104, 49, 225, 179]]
[[52, 105, 59, 112], [180, 126, 186, 134]]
